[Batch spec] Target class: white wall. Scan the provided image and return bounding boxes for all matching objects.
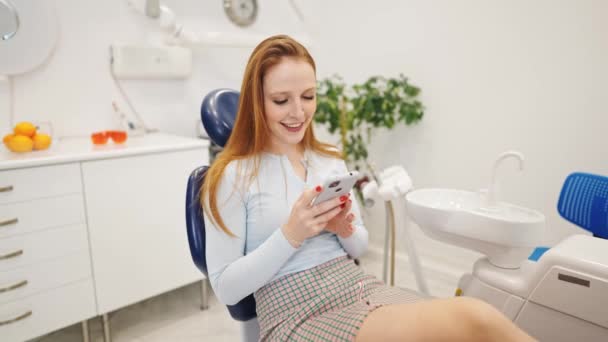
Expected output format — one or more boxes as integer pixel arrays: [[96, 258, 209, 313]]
[[7, 0, 305, 137], [5, 0, 608, 294], [299, 0, 608, 294], [301, 0, 608, 244]]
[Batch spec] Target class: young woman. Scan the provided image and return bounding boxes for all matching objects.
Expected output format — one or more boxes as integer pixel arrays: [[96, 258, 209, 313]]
[[202, 35, 535, 341]]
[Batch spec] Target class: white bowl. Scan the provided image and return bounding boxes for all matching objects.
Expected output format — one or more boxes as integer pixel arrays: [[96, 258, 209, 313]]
[[406, 188, 545, 269]]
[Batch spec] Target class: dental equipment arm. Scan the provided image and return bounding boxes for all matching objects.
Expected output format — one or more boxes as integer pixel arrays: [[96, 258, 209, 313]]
[[362, 165, 430, 295], [125, 0, 310, 48]]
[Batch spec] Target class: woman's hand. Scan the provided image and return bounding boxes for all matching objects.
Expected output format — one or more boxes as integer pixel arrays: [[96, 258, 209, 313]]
[[325, 197, 356, 238], [281, 185, 348, 248]]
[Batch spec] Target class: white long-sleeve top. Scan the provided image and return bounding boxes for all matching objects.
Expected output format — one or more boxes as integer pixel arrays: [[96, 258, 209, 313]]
[[204, 149, 369, 305]]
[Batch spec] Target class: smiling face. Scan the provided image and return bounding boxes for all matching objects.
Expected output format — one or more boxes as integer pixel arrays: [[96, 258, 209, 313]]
[[262, 57, 317, 154]]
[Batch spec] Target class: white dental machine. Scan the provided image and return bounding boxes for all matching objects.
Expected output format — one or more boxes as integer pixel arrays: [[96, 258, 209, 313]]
[[363, 151, 608, 341]]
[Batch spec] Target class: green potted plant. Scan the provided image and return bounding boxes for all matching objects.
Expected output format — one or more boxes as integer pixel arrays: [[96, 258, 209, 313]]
[[315, 74, 425, 286], [315, 74, 425, 202]]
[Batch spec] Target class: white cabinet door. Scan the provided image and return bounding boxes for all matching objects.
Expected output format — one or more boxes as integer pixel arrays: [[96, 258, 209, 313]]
[[82, 148, 208, 313]]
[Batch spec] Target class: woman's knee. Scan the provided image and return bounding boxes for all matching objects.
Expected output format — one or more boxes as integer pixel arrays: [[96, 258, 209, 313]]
[[450, 297, 502, 338], [358, 297, 505, 341]]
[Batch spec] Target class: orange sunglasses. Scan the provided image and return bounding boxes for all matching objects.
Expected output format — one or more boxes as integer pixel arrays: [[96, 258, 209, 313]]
[[91, 130, 128, 145]]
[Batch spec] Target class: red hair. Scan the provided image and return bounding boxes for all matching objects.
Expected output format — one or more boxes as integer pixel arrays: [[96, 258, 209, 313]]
[[201, 35, 342, 236]]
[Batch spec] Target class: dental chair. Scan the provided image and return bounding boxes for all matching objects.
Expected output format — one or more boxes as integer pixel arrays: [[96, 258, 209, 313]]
[[405, 171, 608, 341], [185, 89, 260, 342], [186, 89, 608, 341]]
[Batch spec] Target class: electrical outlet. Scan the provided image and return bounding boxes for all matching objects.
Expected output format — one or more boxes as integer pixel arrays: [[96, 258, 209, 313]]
[[110, 44, 192, 79]]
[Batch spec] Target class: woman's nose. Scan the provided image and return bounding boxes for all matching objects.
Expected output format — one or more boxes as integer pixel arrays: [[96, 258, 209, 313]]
[[290, 99, 305, 118]]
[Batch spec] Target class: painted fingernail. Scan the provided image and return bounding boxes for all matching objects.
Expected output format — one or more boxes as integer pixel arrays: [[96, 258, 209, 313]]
[[340, 196, 347, 202], [316, 186, 322, 192]]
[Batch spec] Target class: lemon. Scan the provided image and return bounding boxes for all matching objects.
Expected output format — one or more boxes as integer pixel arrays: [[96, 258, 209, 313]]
[[14, 122, 37, 137], [3, 133, 14, 147], [7, 135, 34, 153], [33, 133, 52, 150]]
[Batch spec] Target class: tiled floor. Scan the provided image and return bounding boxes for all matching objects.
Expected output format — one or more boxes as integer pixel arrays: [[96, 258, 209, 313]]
[[34, 281, 240, 342], [34, 251, 457, 342]]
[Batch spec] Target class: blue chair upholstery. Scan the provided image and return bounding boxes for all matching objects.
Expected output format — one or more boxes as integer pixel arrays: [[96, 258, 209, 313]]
[[201, 89, 239, 148], [186, 166, 210, 275], [529, 172, 608, 262], [557, 172, 608, 239], [185, 89, 257, 322]]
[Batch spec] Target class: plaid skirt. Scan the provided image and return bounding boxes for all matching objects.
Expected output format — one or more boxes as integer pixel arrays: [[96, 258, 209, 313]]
[[254, 256, 427, 341]]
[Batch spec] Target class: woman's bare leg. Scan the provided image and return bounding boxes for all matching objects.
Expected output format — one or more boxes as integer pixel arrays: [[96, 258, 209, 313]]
[[356, 296, 535, 342]]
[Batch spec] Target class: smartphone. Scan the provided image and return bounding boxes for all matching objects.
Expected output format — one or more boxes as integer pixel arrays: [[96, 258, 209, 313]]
[[311, 171, 359, 206]]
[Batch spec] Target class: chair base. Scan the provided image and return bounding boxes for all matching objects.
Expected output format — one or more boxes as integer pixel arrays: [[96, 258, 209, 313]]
[[240, 317, 260, 342]]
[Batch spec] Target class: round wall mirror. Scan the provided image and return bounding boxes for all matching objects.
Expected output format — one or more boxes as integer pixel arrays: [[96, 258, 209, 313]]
[[0, 0, 20, 41], [0, 0, 58, 75]]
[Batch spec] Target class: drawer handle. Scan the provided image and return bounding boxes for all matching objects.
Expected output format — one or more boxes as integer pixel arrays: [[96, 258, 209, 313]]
[[0, 280, 28, 294], [0, 249, 23, 260], [0, 185, 13, 193], [0, 218, 18, 227], [0, 310, 32, 326]]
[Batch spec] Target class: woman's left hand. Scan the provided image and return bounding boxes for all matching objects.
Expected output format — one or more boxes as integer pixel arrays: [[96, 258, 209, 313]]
[[325, 198, 356, 238]]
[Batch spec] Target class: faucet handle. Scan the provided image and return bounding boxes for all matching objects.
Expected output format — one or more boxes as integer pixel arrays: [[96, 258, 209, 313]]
[[487, 150, 525, 207], [494, 150, 525, 170]]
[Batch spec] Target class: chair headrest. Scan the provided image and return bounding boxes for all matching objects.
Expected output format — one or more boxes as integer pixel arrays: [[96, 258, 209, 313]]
[[201, 89, 239, 148], [558, 172, 608, 239]]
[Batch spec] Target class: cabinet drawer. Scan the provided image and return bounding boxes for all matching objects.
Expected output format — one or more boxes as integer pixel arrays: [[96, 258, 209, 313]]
[[0, 279, 96, 342], [0, 164, 82, 205], [0, 194, 85, 239], [0, 224, 88, 272], [0, 251, 92, 305]]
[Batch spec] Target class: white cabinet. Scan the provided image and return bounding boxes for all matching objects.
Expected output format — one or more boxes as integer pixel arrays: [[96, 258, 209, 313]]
[[0, 163, 83, 205], [0, 133, 209, 341], [0, 163, 95, 342], [0, 280, 97, 341], [82, 148, 207, 313]]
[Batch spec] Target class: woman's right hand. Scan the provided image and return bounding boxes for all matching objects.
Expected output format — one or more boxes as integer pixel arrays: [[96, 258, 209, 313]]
[[281, 185, 349, 248]]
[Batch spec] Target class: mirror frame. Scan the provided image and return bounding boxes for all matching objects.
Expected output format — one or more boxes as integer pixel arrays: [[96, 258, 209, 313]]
[[0, 0, 20, 41]]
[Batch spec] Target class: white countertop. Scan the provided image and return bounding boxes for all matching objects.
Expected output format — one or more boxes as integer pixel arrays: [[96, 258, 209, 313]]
[[0, 133, 209, 171]]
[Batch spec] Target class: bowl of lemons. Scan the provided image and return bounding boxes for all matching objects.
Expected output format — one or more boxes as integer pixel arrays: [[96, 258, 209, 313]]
[[3, 122, 52, 153]]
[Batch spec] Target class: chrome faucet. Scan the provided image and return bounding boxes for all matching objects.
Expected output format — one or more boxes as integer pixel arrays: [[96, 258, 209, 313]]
[[486, 151, 525, 207]]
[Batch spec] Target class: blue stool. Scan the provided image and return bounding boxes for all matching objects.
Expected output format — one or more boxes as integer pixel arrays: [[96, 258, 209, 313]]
[[185, 89, 259, 341], [529, 172, 608, 262]]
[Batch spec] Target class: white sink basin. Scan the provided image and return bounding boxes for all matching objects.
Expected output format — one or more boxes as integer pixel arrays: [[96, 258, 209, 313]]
[[406, 188, 546, 269]]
